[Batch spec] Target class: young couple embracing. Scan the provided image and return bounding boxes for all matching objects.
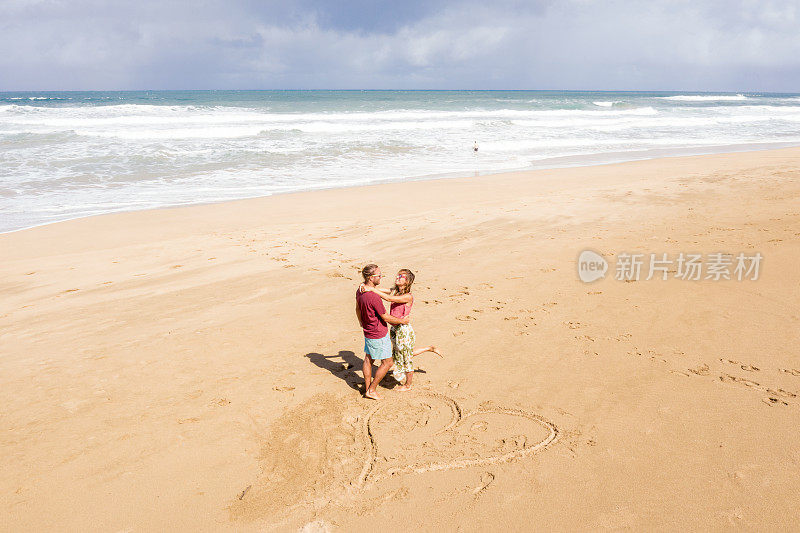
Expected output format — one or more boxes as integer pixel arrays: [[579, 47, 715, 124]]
[[355, 264, 441, 400]]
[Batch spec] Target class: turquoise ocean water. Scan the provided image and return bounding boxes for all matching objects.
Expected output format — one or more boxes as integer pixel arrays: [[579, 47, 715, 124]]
[[2, 90, 800, 232]]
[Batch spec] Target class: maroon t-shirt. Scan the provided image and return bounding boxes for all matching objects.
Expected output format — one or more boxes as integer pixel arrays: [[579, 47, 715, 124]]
[[356, 288, 388, 339]]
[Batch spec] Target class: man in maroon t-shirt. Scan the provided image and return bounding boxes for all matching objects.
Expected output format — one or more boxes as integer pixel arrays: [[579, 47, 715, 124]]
[[356, 264, 409, 400]]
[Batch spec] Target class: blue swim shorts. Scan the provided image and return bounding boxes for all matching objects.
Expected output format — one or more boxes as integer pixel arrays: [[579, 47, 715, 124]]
[[364, 333, 392, 360]]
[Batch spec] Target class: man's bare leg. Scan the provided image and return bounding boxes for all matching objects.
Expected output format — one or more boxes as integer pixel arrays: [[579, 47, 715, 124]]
[[362, 355, 374, 393], [366, 359, 393, 400]]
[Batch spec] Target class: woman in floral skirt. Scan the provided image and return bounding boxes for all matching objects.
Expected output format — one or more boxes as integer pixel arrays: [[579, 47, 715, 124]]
[[361, 268, 442, 391]]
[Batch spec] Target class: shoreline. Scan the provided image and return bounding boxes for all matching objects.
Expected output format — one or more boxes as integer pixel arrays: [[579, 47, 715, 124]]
[[3, 146, 800, 530], [4, 139, 800, 236]]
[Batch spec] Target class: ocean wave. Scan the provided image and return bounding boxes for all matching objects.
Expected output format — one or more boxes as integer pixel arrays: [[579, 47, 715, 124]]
[[2, 96, 72, 102], [6, 107, 800, 142], [659, 94, 748, 102], [0, 130, 84, 146], [1, 105, 667, 140], [0, 103, 660, 122], [4, 91, 800, 233], [36, 119, 474, 139], [483, 136, 800, 153]]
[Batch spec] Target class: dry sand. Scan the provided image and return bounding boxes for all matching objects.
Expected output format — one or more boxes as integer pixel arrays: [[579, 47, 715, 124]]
[[2, 147, 800, 531]]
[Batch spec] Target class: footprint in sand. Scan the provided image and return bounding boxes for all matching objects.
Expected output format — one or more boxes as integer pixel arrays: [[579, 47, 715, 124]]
[[688, 364, 710, 376], [718, 375, 796, 404], [720, 359, 760, 372], [472, 472, 495, 494], [763, 397, 789, 407], [765, 388, 797, 399], [719, 374, 760, 388], [456, 315, 476, 321]]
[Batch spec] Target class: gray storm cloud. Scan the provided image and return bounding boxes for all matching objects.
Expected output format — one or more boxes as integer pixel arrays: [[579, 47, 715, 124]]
[[1, 0, 799, 90]]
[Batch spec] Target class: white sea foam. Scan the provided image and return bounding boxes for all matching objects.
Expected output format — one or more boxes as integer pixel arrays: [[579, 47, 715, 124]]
[[2, 91, 800, 232], [659, 94, 749, 101]]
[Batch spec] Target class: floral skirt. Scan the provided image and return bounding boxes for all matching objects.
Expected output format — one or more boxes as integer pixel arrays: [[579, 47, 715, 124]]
[[390, 323, 415, 381]]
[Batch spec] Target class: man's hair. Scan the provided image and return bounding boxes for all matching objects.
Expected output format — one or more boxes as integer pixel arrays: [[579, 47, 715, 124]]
[[362, 264, 379, 282]]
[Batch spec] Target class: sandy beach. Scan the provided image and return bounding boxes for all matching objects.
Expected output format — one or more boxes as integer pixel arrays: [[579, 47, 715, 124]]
[[2, 147, 800, 531]]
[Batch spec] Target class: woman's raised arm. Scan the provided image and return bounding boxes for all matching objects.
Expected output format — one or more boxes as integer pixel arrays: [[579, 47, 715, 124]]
[[363, 286, 412, 304]]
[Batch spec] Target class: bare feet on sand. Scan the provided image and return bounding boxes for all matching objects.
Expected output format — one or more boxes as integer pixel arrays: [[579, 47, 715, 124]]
[[396, 385, 412, 392], [365, 389, 382, 400]]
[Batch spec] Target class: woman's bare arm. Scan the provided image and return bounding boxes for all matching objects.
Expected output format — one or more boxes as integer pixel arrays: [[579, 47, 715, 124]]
[[364, 286, 412, 304], [358, 284, 390, 295]]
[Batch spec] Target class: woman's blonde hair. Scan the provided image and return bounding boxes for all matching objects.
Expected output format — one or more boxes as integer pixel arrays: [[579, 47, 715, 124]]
[[391, 268, 415, 295]]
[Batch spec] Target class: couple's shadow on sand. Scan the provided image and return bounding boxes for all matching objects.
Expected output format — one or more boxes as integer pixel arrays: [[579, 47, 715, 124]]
[[305, 350, 426, 392]]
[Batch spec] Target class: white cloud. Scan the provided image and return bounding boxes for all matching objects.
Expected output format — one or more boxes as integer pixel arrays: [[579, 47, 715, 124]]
[[1, 0, 799, 90]]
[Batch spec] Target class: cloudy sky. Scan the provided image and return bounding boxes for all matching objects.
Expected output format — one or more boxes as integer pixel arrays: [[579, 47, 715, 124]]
[[2, 0, 799, 91]]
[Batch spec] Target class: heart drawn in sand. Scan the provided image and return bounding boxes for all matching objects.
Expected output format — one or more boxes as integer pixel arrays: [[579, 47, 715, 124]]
[[355, 392, 558, 487]]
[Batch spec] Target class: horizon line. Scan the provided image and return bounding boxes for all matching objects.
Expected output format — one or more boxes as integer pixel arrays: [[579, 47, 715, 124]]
[[1, 88, 797, 94]]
